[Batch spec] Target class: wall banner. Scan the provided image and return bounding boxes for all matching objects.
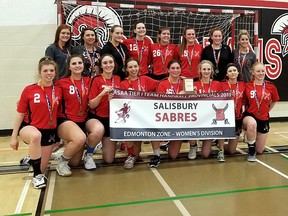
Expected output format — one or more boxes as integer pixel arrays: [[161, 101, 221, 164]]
[[110, 89, 235, 141]]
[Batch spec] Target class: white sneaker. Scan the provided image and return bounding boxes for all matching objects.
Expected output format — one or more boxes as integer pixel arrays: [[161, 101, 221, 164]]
[[51, 147, 65, 160], [93, 142, 102, 153], [56, 159, 72, 177], [188, 145, 197, 160], [20, 155, 31, 166], [84, 154, 96, 170], [124, 155, 136, 169], [32, 174, 47, 189]]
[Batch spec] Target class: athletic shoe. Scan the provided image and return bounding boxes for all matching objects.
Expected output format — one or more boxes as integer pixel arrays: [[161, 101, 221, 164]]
[[20, 155, 31, 166], [124, 155, 136, 170], [217, 150, 225, 162], [188, 145, 197, 160], [84, 154, 96, 170], [56, 159, 72, 177], [160, 143, 169, 151], [148, 155, 161, 168], [32, 174, 47, 189], [51, 147, 65, 160], [93, 142, 102, 153], [247, 153, 257, 162]]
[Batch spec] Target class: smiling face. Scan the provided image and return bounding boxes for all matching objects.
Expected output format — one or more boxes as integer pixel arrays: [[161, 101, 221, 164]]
[[69, 56, 84, 76], [168, 62, 181, 79], [59, 28, 71, 44], [252, 63, 266, 81], [126, 60, 139, 78], [40, 64, 56, 85], [158, 29, 171, 45], [226, 66, 239, 80], [211, 30, 223, 46], [134, 23, 146, 38], [111, 26, 124, 43], [199, 62, 213, 79], [83, 30, 96, 46], [100, 55, 115, 74], [184, 29, 196, 45], [238, 34, 250, 50]]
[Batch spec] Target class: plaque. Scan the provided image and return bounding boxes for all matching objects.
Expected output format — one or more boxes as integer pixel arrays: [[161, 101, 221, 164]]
[[183, 78, 194, 93]]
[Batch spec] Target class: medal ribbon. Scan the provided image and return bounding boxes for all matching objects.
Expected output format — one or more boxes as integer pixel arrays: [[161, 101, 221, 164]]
[[101, 74, 115, 87], [159, 44, 169, 71], [228, 81, 239, 116], [212, 45, 221, 71], [70, 77, 85, 114], [112, 43, 126, 70], [200, 80, 211, 93], [186, 45, 195, 66], [84, 46, 96, 74], [238, 51, 247, 72], [128, 78, 141, 91], [135, 38, 145, 63], [168, 78, 180, 94], [253, 81, 266, 113], [39, 82, 55, 125]]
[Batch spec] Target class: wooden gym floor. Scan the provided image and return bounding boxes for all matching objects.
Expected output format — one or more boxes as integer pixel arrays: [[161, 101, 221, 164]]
[[1, 122, 288, 216]]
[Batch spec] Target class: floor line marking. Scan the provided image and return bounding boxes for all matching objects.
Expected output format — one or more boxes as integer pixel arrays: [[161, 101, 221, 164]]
[[150, 168, 191, 216], [265, 146, 288, 160], [44, 171, 56, 216], [42, 184, 288, 215], [256, 159, 288, 180], [273, 132, 288, 139], [14, 173, 33, 214]]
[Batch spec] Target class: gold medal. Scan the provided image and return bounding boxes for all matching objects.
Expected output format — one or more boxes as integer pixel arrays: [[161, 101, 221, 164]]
[[189, 67, 192, 72], [48, 119, 54, 126], [78, 110, 83, 116], [257, 110, 261, 115]]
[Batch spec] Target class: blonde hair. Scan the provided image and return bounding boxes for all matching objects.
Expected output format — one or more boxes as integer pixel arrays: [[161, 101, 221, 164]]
[[251, 61, 265, 80], [197, 60, 214, 79]]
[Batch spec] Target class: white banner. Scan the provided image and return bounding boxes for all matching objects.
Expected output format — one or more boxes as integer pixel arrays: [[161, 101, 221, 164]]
[[110, 89, 235, 141]]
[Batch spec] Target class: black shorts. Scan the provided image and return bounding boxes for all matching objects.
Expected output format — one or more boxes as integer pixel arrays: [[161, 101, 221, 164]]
[[243, 111, 270, 134], [88, 112, 110, 137], [235, 118, 243, 136], [57, 118, 87, 133], [19, 121, 57, 146]]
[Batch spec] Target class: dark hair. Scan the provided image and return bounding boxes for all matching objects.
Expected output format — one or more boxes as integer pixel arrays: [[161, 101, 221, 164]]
[[53, 24, 71, 47], [65, 54, 85, 77], [157, 27, 170, 43], [99, 53, 118, 74], [80, 27, 98, 45], [38, 57, 58, 81], [225, 63, 242, 81], [167, 59, 182, 69], [130, 22, 146, 38], [180, 26, 196, 55], [125, 58, 140, 77]]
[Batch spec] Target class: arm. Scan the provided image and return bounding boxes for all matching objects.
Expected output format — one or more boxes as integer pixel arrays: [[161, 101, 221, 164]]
[[269, 101, 277, 111], [10, 112, 25, 150], [89, 86, 113, 109]]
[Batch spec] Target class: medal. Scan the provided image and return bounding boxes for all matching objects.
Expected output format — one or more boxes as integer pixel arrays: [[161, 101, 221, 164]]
[[78, 110, 83, 116], [215, 68, 219, 74], [189, 67, 192, 72], [257, 110, 261, 115], [162, 68, 166, 72], [49, 119, 54, 125]]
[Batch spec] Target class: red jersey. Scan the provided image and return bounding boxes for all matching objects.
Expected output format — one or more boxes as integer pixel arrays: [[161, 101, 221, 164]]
[[194, 80, 222, 94], [150, 43, 176, 76], [89, 75, 121, 117], [123, 37, 152, 75], [157, 78, 184, 94], [17, 84, 61, 129], [120, 75, 158, 92], [174, 44, 203, 78], [221, 81, 245, 120], [244, 80, 279, 120], [56, 77, 90, 122]]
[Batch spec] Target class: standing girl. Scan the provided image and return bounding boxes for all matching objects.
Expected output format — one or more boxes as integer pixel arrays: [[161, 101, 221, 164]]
[[100, 25, 129, 80], [55, 55, 104, 177], [243, 62, 279, 161], [201, 27, 233, 81], [123, 22, 152, 76], [150, 27, 176, 80], [233, 30, 256, 83], [72, 28, 101, 77], [174, 26, 203, 79], [45, 24, 71, 78], [120, 58, 158, 169], [10, 57, 62, 189], [88, 54, 121, 164]]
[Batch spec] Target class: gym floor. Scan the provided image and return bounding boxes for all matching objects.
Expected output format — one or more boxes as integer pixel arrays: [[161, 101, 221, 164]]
[[1, 122, 288, 216]]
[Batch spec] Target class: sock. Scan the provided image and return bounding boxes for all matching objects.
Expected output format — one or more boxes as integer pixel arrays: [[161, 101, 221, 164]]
[[247, 141, 256, 155], [85, 146, 95, 155], [30, 157, 41, 177], [153, 149, 160, 156], [190, 143, 197, 147], [127, 146, 135, 156]]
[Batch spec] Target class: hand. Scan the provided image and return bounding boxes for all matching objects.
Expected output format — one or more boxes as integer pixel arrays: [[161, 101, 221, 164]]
[[10, 136, 19, 150]]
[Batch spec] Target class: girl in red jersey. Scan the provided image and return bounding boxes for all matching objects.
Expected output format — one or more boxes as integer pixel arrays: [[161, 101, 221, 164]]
[[100, 25, 129, 80], [194, 60, 222, 159], [88, 54, 121, 164], [149, 60, 185, 168], [120, 58, 158, 169], [123, 22, 152, 76], [221, 63, 245, 157], [149, 27, 176, 80], [242, 62, 279, 162], [10, 57, 62, 189], [201, 27, 233, 81], [55, 55, 104, 177], [174, 26, 203, 79]]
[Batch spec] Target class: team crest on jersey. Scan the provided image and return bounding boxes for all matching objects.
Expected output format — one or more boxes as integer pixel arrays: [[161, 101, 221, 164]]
[[115, 102, 131, 124], [66, 5, 122, 48], [271, 13, 288, 57], [211, 103, 230, 125]]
